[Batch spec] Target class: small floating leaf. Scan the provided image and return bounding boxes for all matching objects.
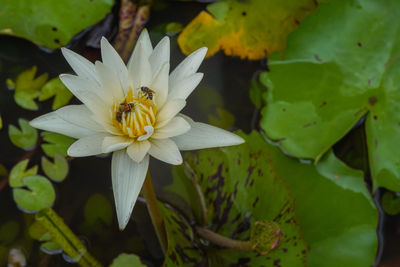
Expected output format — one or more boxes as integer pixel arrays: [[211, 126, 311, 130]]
[[166, 22, 183, 36], [381, 191, 400, 215], [0, 221, 20, 245], [110, 253, 146, 267], [9, 159, 38, 188], [8, 118, 38, 149], [84, 194, 113, 226], [40, 241, 62, 255], [13, 175, 56, 212], [13, 67, 48, 110], [41, 132, 75, 157], [39, 77, 73, 110], [41, 153, 69, 182]]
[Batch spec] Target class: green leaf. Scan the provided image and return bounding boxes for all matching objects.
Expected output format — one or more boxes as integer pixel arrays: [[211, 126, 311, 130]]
[[29, 221, 52, 241], [41, 153, 69, 182], [178, 0, 322, 59], [165, 22, 183, 36], [0, 0, 114, 49], [110, 253, 146, 267], [0, 221, 20, 245], [243, 132, 378, 267], [13, 175, 56, 212], [9, 159, 38, 188], [381, 191, 400, 215], [160, 204, 204, 267], [249, 72, 268, 109], [259, 0, 400, 191], [38, 77, 73, 110], [41, 132, 75, 157], [13, 66, 48, 110], [84, 193, 113, 226], [40, 241, 62, 255], [8, 118, 38, 149]]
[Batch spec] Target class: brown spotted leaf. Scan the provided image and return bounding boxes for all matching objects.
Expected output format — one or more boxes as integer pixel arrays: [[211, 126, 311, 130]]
[[177, 0, 323, 60]]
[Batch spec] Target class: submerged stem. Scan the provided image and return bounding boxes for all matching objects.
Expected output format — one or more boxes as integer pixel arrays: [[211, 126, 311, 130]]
[[196, 226, 253, 252], [142, 172, 168, 254], [36, 208, 102, 267]]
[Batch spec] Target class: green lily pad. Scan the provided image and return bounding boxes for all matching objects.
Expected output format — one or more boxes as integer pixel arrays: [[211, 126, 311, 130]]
[[41, 132, 75, 157], [9, 159, 38, 188], [9, 118, 38, 149], [38, 77, 73, 110], [381, 191, 400, 215], [178, 0, 323, 59], [41, 153, 69, 182], [84, 193, 113, 226], [110, 253, 146, 267], [40, 241, 62, 255], [0, 221, 20, 245], [0, 0, 114, 49], [13, 66, 48, 110], [13, 175, 56, 213], [259, 0, 400, 191]]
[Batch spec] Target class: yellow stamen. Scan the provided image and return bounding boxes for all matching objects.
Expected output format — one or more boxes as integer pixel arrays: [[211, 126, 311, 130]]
[[112, 89, 157, 139]]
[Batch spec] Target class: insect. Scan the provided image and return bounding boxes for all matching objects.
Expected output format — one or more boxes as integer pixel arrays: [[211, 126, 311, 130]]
[[140, 86, 154, 100], [116, 102, 134, 122]]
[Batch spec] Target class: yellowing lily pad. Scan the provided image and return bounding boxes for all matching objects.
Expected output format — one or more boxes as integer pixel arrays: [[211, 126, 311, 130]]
[[0, 0, 114, 49], [178, 0, 322, 59]]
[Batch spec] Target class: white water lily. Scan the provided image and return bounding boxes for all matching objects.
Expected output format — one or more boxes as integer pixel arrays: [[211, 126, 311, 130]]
[[30, 29, 244, 230]]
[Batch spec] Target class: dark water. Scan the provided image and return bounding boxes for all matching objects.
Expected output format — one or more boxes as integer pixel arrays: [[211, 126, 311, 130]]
[[0, 1, 397, 266]]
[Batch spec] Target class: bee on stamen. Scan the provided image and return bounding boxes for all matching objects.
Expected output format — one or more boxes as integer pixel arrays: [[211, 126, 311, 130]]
[[116, 102, 134, 122], [140, 86, 154, 100]]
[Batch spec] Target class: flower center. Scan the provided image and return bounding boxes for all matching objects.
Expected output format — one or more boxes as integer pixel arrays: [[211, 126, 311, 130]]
[[112, 87, 157, 139]]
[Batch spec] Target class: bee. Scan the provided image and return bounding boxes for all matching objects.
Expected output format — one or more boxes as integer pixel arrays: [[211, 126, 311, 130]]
[[116, 102, 134, 122], [140, 86, 154, 100]]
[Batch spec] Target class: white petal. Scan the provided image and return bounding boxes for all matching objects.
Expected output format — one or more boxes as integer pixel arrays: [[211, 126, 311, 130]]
[[128, 29, 153, 69], [172, 115, 244, 150], [169, 47, 207, 92], [55, 105, 105, 133], [126, 140, 151, 163], [155, 99, 186, 129], [101, 37, 129, 93], [149, 36, 170, 76], [168, 73, 203, 101], [128, 43, 152, 91], [152, 117, 190, 139], [61, 48, 98, 83], [95, 61, 124, 103], [150, 62, 169, 108], [59, 74, 109, 119], [148, 138, 182, 165], [137, 126, 154, 141], [30, 112, 95, 139], [102, 136, 132, 153], [67, 133, 108, 157], [112, 151, 149, 230]]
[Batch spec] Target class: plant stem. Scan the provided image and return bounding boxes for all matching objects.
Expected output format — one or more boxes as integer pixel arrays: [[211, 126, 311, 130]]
[[195, 226, 253, 251], [142, 172, 168, 254], [36, 208, 102, 267]]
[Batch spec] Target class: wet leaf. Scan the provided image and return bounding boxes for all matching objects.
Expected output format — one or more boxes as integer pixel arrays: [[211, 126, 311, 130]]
[[84, 193, 113, 226], [41, 153, 69, 182], [160, 204, 204, 267], [181, 134, 308, 266], [0, 0, 114, 49], [40, 241, 62, 255], [9, 159, 38, 188], [8, 118, 38, 149], [381, 191, 400, 215], [110, 253, 146, 267], [41, 132, 75, 157], [13, 67, 48, 110], [13, 175, 56, 213], [259, 0, 400, 191], [178, 0, 321, 59], [243, 132, 378, 266], [0, 221, 20, 245], [38, 77, 73, 110]]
